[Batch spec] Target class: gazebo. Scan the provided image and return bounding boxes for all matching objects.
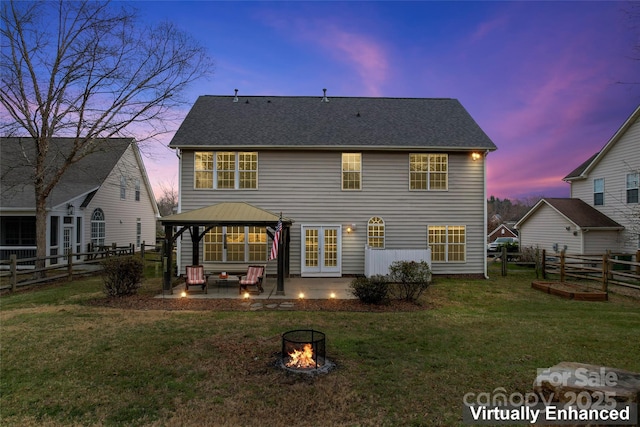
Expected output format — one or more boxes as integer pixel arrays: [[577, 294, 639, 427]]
[[160, 202, 293, 295]]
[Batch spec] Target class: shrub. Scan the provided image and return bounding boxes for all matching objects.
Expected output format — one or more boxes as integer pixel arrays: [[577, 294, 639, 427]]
[[102, 256, 144, 297], [518, 246, 538, 264], [349, 275, 389, 304], [387, 260, 432, 302]]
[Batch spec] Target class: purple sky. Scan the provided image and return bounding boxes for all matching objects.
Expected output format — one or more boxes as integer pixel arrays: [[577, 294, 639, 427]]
[[133, 1, 640, 201]]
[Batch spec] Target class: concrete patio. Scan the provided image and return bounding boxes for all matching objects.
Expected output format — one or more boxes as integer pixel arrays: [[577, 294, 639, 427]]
[[155, 276, 355, 300]]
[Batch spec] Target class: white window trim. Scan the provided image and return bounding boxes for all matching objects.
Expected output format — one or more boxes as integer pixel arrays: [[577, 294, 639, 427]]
[[341, 153, 362, 191], [409, 153, 449, 191], [428, 224, 466, 263], [367, 216, 385, 248], [194, 151, 258, 190], [593, 178, 604, 206], [626, 172, 639, 204]]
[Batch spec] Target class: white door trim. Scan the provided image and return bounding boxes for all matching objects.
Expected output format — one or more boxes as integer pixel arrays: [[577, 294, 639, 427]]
[[300, 224, 342, 277]]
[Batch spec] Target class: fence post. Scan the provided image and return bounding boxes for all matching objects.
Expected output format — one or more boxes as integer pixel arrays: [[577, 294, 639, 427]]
[[67, 250, 73, 281], [601, 252, 608, 293], [10, 254, 17, 292], [541, 249, 546, 280], [636, 250, 640, 277], [141, 241, 146, 260], [560, 250, 565, 283], [501, 246, 507, 276]]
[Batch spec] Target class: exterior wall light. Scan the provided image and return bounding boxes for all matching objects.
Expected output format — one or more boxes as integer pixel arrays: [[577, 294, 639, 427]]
[[471, 152, 481, 161], [346, 224, 357, 233]]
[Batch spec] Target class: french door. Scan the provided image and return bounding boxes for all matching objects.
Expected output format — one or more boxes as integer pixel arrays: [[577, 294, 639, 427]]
[[301, 225, 342, 277]]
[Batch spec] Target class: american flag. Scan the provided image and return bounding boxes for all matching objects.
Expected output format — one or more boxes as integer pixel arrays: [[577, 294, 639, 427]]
[[269, 219, 282, 260]]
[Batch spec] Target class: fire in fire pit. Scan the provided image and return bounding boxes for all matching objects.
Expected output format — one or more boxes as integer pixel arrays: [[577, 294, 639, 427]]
[[280, 329, 334, 374]]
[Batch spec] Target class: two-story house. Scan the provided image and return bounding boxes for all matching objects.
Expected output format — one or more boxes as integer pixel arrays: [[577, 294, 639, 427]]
[[516, 105, 639, 254], [0, 137, 159, 265], [165, 91, 497, 284]]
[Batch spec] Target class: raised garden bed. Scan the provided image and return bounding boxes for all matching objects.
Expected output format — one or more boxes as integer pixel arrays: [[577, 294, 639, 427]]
[[531, 281, 608, 301]]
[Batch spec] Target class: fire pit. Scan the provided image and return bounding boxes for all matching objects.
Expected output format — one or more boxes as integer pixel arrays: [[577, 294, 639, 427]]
[[280, 329, 335, 374]]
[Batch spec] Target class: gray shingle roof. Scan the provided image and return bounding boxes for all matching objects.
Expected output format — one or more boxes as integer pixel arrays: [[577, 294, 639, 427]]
[[169, 95, 497, 150], [564, 152, 599, 180], [543, 198, 623, 229], [1, 137, 132, 209]]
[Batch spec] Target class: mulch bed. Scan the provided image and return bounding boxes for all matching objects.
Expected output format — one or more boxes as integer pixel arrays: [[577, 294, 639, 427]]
[[85, 295, 430, 312]]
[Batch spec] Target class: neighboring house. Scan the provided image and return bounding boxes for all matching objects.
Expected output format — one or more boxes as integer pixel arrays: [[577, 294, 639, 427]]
[[516, 105, 639, 254], [168, 92, 497, 277], [487, 223, 518, 243], [0, 137, 159, 265]]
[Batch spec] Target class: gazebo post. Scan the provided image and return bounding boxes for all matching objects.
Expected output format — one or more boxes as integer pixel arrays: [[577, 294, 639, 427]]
[[163, 224, 174, 294], [191, 225, 200, 266], [275, 225, 286, 295]]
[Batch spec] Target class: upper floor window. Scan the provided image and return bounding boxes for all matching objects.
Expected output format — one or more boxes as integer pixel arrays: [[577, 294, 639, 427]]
[[195, 151, 257, 189], [627, 173, 639, 204], [120, 176, 126, 199], [593, 178, 604, 206], [367, 216, 385, 248], [428, 225, 466, 262], [135, 179, 141, 201], [342, 153, 361, 190], [410, 154, 448, 190]]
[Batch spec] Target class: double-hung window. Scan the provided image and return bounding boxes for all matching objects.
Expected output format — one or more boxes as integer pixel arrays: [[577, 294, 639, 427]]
[[195, 151, 257, 189], [593, 178, 604, 206], [627, 173, 639, 204], [428, 225, 466, 262], [410, 154, 448, 190], [120, 176, 126, 199], [135, 179, 141, 202], [342, 153, 361, 190]]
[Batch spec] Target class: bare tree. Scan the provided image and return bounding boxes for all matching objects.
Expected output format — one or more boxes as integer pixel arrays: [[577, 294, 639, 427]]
[[156, 180, 178, 217], [1, 0, 212, 269]]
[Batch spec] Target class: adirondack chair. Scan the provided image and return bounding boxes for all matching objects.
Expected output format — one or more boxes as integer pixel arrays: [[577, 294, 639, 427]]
[[239, 265, 265, 294], [185, 265, 208, 293]]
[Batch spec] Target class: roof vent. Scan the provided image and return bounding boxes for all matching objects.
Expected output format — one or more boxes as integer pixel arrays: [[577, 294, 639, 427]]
[[321, 88, 329, 103], [233, 89, 239, 103], [245, 99, 250, 104]]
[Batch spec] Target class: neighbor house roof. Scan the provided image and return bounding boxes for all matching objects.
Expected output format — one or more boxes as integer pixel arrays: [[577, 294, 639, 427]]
[[169, 94, 497, 151], [515, 198, 624, 231], [564, 105, 640, 182], [1, 137, 132, 210]]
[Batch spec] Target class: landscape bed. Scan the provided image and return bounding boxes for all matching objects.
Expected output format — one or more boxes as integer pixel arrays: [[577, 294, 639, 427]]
[[531, 281, 608, 301]]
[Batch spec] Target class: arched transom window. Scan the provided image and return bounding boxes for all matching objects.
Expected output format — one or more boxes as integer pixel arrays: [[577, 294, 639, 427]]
[[367, 216, 385, 248], [91, 208, 105, 247]]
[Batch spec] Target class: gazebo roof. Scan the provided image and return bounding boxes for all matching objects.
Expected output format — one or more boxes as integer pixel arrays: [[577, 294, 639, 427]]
[[160, 202, 292, 226]]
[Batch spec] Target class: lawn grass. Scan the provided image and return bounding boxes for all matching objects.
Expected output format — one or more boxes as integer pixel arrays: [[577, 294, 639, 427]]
[[1, 264, 639, 426]]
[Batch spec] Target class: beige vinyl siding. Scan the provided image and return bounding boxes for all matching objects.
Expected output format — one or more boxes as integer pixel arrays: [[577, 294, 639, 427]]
[[519, 204, 582, 253], [178, 149, 487, 276], [583, 231, 621, 254], [570, 116, 640, 252], [84, 145, 157, 249]]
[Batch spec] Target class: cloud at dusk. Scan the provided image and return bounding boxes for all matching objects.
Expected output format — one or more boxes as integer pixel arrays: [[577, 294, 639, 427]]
[[130, 1, 639, 202]]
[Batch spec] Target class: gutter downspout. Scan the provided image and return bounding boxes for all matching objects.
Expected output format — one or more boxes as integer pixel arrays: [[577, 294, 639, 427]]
[[176, 148, 182, 275], [483, 150, 490, 279]]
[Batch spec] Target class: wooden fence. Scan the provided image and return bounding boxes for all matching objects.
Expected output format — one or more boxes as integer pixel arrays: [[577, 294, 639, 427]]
[[0, 242, 158, 292], [541, 249, 640, 292]]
